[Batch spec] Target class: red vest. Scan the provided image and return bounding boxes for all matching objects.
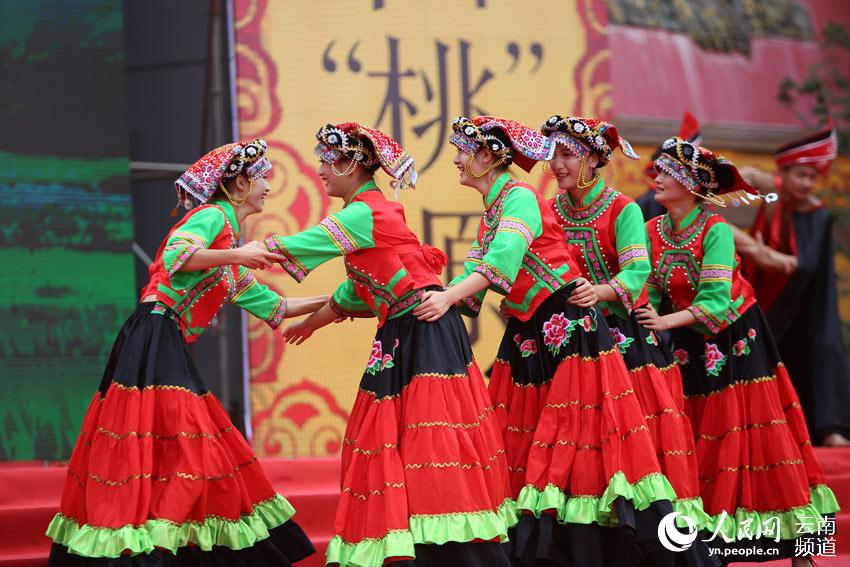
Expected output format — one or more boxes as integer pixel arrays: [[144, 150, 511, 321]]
[[344, 191, 444, 324], [647, 211, 756, 332], [479, 180, 580, 320], [141, 205, 238, 342], [551, 187, 649, 311]]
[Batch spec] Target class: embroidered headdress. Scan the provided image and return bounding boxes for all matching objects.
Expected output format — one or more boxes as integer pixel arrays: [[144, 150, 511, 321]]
[[449, 115, 554, 172], [315, 122, 417, 189], [175, 139, 271, 204]]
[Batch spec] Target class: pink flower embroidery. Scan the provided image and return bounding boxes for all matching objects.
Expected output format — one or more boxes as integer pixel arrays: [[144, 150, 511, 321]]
[[513, 334, 538, 358], [520, 339, 538, 357], [733, 337, 751, 357], [673, 349, 689, 365], [747, 328, 757, 340], [610, 327, 627, 345], [703, 343, 727, 377], [542, 312, 576, 356], [645, 331, 658, 346], [367, 341, 383, 369], [366, 338, 398, 375], [582, 315, 593, 332], [609, 327, 634, 355]]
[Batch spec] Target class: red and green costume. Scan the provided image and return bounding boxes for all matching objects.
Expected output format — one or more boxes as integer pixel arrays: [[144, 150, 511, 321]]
[[551, 180, 706, 527], [647, 137, 839, 558], [46, 140, 314, 566], [265, 122, 514, 567], [448, 116, 677, 566], [541, 113, 706, 531]]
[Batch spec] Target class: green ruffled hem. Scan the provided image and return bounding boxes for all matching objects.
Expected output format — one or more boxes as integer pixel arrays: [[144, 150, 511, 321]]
[[704, 484, 841, 542], [517, 471, 678, 527], [325, 499, 517, 567], [673, 496, 712, 531], [326, 531, 414, 567], [45, 493, 296, 558], [497, 497, 520, 529]]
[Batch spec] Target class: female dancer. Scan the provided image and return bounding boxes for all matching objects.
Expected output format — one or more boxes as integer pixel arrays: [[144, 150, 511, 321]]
[[266, 122, 514, 567], [47, 139, 322, 565], [414, 116, 677, 566], [636, 136, 840, 564], [540, 115, 709, 531]]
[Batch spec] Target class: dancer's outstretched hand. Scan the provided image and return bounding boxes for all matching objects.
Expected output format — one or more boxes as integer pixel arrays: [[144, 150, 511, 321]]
[[235, 241, 284, 270], [567, 277, 597, 308], [283, 319, 317, 345]]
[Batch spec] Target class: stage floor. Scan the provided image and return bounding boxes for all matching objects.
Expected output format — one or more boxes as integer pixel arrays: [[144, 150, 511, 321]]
[[1, 449, 847, 566]]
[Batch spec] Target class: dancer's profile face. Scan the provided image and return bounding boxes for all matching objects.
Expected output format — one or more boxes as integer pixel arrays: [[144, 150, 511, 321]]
[[243, 174, 270, 215], [317, 158, 359, 198], [453, 148, 498, 189], [653, 170, 692, 207], [226, 174, 270, 216]]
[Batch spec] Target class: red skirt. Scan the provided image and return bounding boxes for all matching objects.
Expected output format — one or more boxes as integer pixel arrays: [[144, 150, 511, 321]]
[[326, 306, 513, 567], [673, 304, 840, 559], [46, 302, 314, 566], [605, 311, 705, 520], [488, 287, 682, 566]]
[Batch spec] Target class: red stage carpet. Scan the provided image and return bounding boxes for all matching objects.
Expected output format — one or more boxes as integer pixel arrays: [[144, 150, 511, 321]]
[[0, 449, 847, 566]]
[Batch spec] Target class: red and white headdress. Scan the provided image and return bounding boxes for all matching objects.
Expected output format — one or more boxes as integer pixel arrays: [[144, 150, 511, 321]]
[[540, 115, 639, 166], [645, 112, 701, 182], [176, 139, 271, 204], [449, 115, 554, 172], [653, 137, 756, 200], [774, 125, 837, 175], [315, 122, 417, 189]]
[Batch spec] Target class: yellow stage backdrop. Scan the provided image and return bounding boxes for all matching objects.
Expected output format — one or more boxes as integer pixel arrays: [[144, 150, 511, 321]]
[[232, 0, 610, 458]]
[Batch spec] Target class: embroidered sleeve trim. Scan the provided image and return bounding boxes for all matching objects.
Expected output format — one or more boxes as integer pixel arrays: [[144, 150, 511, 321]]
[[497, 217, 534, 247], [265, 237, 308, 282], [330, 297, 374, 319], [266, 296, 287, 329], [699, 264, 733, 284], [227, 271, 256, 303], [687, 305, 721, 334], [474, 262, 513, 295], [466, 246, 484, 263], [461, 294, 482, 317], [617, 244, 649, 269], [609, 277, 634, 314], [165, 231, 206, 276], [387, 288, 427, 317], [319, 216, 359, 255]]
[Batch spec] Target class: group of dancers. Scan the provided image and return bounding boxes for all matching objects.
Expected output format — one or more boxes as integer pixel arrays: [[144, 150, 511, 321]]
[[45, 113, 843, 566]]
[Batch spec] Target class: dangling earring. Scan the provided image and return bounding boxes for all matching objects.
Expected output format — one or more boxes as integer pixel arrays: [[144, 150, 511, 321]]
[[171, 188, 192, 217], [542, 160, 556, 178], [576, 155, 600, 190], [688, 189, 725, 208], [464, 153, 506, 179], [219, 177, 254, 207], [332, 156, 358, 177]]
